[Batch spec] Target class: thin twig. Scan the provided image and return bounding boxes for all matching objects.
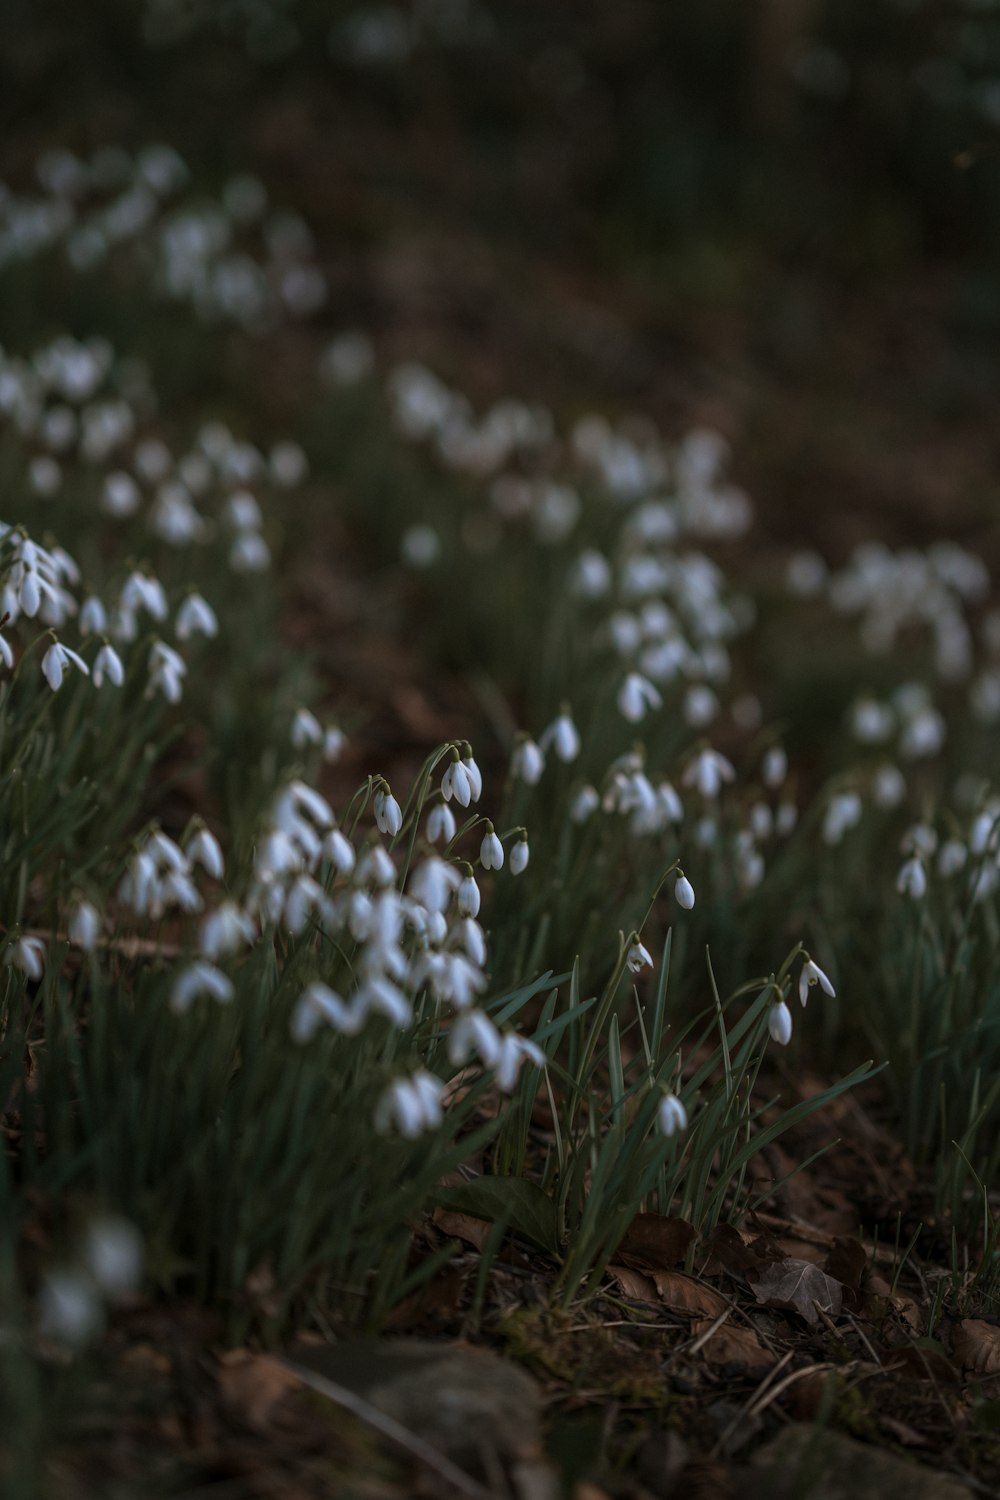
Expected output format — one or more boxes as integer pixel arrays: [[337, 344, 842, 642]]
[[277, 1356, 494, 1500]]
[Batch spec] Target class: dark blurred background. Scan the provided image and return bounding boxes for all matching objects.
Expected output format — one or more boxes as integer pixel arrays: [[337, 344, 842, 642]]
[[4, 0, 1000, 557]]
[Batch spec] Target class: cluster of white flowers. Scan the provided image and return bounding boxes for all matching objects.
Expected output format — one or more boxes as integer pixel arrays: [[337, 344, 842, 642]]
[[1, 145, 326, 330]]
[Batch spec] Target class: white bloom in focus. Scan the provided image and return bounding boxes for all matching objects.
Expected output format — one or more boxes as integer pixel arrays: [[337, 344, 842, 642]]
[[897, 855, 927, 900], [618, 671, 662, 724], [657, 1092, 688, 1137], [68, 900, 101, 951], [799, 958, 835, 1007], [626, 939, 653, 974], [462, 753, 483, 802], [170, 962, 234, 1013], [42, 641, 89, 691], [92, 643, 124, 688], [480, 825, 504, 871], [441, 759, 473, 807], [511, 737, 545, 785], [674, 873, 696, 910], [540, 708, 581, 763], [509, 837, 529, 875], [768, 1000, 793, 1046], [373, 786, 402, 836]]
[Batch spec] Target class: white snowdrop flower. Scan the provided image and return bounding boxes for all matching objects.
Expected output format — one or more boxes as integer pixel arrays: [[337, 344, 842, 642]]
[[657, 1092, 688, 1137], [269, 440, 308, 488], [799, 958, 835, 1007], [363, 976, 412, 1027], [284, 874, 325, 935], [401, 524, 440, 568], [323, 726, 346, 762], [749, 802, 773, 841], [626, 939, 654, 974], [102, 469, 142, 518], [162, 870, 203, 915], [897, 855, 927, 900], [121, 572, 168, 622], [776, 800, 798, 836], [540, 708, 581, 763], [872, 764, 906, 810], [448, 1009, 502, 1068], [291, 982, 362, 1044], [375, 1071, 445, 1138], [441, 758, 473, 807], [14, 935, 45, 981], [937, 839, 967, 878], [323, 827, 355, 874], [29, 455, 62, 496], [287, 779, 334, 829], [681, 685, 717, 732], [42, 641, 89, 692], [291, 707, 323, 748], [570, 785, 600, 823], [571, 548, 612, 599], [822, 789, 863, 845], [427, 803, 457, 844], [79, 597, 108, 636], [511, 737, 545, 785], [409, 857, 460, 915], [682, 747, 735, 800], [608, 611, 642, 656], [68, 900, 101, 951], [656, 782, 684, 825], [229, 532, 271, 572], [224, 490, 262, 530], [0, 634, 13, 672], [768, 999, 793, 1046], [495, 1034, 546, 1093], [970, 808, 1000, 856], [86, 638, 124, 689], [81, 1217, 143, 1302], [185, 826, 224, 878], [510, 837, 529, 875], [462, 752, 483, 803], [851, 698, 894, 744], [902, 822, 937, 858], [435, 951, 487, 1009], [373, 786, 403, 837], [147, 640, 186, 703], [199, 902, 254, 960], [38, 1269, 102, 1347], [899, 705, 946, 760], [175, 593, 218, 640], [618, 672, 663, 724], [675, 873, 696, 910], [458, 872, 481, 918], [762, 746, 788, 788], [170, 961, 234, 1013], [480, 824, 504, 871], [457, 917, 487, 967]]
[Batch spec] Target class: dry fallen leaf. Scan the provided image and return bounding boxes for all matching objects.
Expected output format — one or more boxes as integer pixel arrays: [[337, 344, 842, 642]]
[[825, 1235, 868, 1306], [607, 1265, 660, 1303], [689, 1318, 773, 1372], [951, 1318, 1000, 1375], [888, 1345, 960, 1384], [616, 1213, 696, 1271], [216, 1351, 302, 1430], [651, 1271, 729, 1320], [749, 1258, 843, 1326], [432, 1206, 492, 1251], [701, 1222, 782, 1276]]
